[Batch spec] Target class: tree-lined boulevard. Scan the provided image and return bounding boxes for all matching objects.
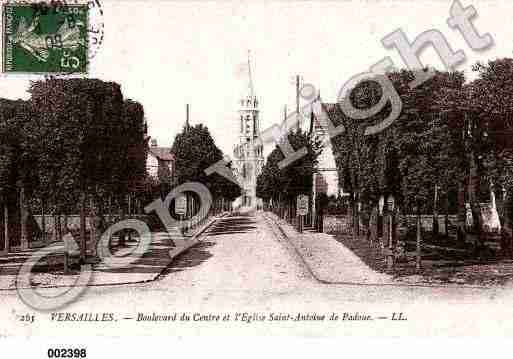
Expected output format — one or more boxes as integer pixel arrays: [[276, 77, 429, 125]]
[[1, 53, 513, 316], [0, 212, 511, 337]]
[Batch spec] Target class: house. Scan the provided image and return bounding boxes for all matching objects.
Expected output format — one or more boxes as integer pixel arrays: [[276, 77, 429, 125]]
[[146, 138, 175, 184], [309, 101, 346, 198]]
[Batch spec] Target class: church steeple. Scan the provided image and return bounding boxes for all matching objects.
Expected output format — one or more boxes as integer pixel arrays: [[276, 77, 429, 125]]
[[238, 50, 259, 138], [233, 51, 264, 209]]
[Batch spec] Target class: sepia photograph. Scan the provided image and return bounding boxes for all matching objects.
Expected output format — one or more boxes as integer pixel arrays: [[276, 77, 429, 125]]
[[0, 0, 513, 354]]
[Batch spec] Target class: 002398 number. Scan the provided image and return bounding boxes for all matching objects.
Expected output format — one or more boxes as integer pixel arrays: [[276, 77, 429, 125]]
[[47, 348, 87, 358]]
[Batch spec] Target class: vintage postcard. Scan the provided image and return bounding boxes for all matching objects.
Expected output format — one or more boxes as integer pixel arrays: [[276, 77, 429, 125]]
[[1, 0, 513, 356]]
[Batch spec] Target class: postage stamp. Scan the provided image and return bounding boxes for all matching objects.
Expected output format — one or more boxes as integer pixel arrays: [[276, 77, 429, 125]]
[[2, 2, 89, 73]]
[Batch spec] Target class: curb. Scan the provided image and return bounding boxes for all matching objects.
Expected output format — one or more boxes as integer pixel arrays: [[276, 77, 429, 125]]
[[262, 212, 493, 290], [262, 212, 320, 283], [0, 214, 226, 292], [151, 211, 230, 283]]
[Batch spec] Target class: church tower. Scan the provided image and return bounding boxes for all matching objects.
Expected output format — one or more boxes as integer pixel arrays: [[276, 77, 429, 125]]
[[233, 52, 264, 209]]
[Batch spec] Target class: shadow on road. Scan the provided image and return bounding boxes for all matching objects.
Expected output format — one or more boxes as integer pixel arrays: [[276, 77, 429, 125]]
[[0, 240, 216, 277], [0, 214, 257, 279], [159, 241, 215, 277], [206, 215, 256, 236]]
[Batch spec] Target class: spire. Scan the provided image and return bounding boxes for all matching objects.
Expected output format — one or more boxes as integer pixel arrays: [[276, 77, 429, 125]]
[[247, 50, 255, 98]]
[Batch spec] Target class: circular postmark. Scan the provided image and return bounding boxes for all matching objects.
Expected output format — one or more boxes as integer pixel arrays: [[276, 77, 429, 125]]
[[83, 0, 105, 60]]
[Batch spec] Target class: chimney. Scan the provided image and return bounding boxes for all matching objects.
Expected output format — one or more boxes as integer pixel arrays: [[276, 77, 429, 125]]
[[150, 138, 158, 147]]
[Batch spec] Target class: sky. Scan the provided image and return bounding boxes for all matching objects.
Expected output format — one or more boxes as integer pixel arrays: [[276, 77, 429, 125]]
[[1, 0, 513, 156]]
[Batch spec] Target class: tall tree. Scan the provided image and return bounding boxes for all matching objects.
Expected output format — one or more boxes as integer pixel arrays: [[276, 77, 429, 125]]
[[330, 70, 466, 238], [257, 129, 322, 212], [27, 79, 141, 259], [171, 124, 240, 212]]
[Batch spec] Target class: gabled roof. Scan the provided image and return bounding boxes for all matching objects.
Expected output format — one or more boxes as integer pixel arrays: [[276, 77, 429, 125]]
[[310, 102, 345, 136], [320, 103, 344, 126], [148, 147, 175, 161]]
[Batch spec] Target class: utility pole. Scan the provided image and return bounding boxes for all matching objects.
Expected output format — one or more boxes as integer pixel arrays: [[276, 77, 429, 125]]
[[296, 75, 300, 132], [186, 103, 190, 129]]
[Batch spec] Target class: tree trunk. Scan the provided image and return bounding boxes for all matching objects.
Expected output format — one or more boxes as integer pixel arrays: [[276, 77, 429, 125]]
[[108, 195, 112, 224], [19, 185, 29, 250], [386, 209, 394, 271], [433, 183, 439, 236], [457, 183, 466, 241], [3, 202, 9, 253], [126, 195, 133, 242], [351, 202, 356, 238], [501, 186, 507, 219], [351, 195, 359, 238], [500, 192, 512, 258], [416, 210, 422, 272], [369, 207, 378, 243], [444, 194, 449, 237], [57, 214, 62, 244], [63, 213, 68, 231], [79, 192, 87, 262], [90, 199, 99, 258], [41, 198, 46, 244], [118, 198, 126, 246]]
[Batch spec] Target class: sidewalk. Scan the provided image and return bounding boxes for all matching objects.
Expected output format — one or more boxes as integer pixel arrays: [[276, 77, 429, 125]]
[[263, 212, 393, 285], [0, 214, 224, 290]]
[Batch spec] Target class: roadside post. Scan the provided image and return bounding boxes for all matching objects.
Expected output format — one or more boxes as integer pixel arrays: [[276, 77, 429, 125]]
[[176, 195, 187, 236], [297, 194, 309, 233], [378, 195, 384, 241], [385, 195, 395, 271]]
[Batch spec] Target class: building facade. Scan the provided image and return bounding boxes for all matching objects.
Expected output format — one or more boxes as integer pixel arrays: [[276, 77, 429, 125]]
[[310, 102, 342, 198], [146, 138, 175, 184], [233, 55, 264, 209]]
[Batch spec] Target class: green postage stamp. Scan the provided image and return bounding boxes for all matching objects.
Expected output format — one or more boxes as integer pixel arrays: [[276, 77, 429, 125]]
[[2, 2, 88, 73]]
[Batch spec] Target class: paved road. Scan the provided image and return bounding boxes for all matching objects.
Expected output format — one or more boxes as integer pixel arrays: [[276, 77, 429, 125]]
[[1, 213, 513, 337]]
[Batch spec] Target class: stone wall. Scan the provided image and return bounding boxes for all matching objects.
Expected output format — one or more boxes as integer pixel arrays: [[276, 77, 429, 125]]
[[323, 214, 460, 236], [32, 214, 150, 237], [323, 215, 352, 234]]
